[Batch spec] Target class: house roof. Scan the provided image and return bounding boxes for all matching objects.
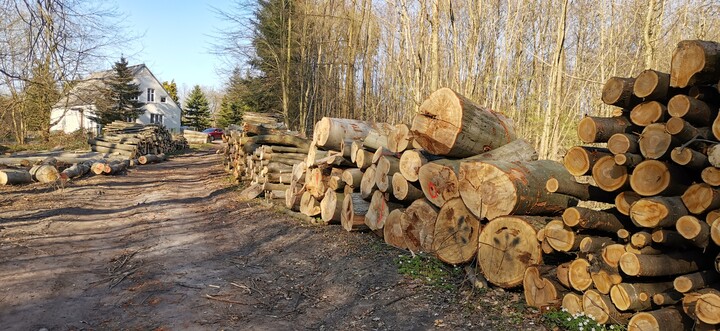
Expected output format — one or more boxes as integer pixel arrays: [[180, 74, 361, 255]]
[[53, 64, 149, 108]]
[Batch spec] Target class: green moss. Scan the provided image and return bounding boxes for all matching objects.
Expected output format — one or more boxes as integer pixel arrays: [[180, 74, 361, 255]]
[[394, 254, 461, 291]]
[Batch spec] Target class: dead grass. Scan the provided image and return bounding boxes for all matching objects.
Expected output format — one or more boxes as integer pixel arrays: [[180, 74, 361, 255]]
[[3, 131, 90, 153]]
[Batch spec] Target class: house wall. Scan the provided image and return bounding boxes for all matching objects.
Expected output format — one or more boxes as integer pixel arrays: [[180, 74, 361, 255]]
[[50, 106, 100, 134], [135, 67, 182, 132]]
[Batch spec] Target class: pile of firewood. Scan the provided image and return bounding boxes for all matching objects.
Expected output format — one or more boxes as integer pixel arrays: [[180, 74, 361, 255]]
[[183, 130, 211, 144], [91, 121, 185, 158], [517, 40, 720, 330], [223, 112, 309, 197]]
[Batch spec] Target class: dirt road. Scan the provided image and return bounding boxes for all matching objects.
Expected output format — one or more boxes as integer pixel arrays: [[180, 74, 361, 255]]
[[0, 147, 542, 330]]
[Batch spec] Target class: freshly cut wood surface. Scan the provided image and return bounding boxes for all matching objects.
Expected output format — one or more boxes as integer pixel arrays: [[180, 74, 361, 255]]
[[633, 69, 671, 101], [383, 209, 408, 249], [364, 190, 402, 231], [577, 116, 633, 143], [391, 172, 424, 202], [399, 149, 436, 182], [682, 183, 720, 214], [652, 291, 684, 306], [592, 155, 629, 192], [568, 258, 593, 291], [630, 196, 688, 228], [638, 123, 678, 160], [315, 117, 372, 150], [579, 236, 616, 254], [619, 252, 702, 277], [411, 88, 517, 158], [341, 168, 363, 188], [387, 123, 414, 153], [0, 169, 32, 185], [615, 191, 641, 216], [545, 177, 615, 203], [320, 189, 345, 224], [608, 133, 639, 155], [545, 223, 587, 252], [601, 244, 627, 268], [477, 215, 547, 288], [630, 160, 687, 196], [341, 193, 370, 232], [602, 76, 640, 108], [665, 115, 712, 141], [363, 124, 393, 151], [630, 101, 667, 126], [355, 149, 374, 170], [613, 153, 643, 167], [138, 153, 166, 165], [670, 146, 708, 169], [433, 198, 481, 265], [563, 146, 612, 176], [582, 289, 629, 325], [29, 164, 60, 183], [670, 40, 720, 88], [458, 160, 577, 219], [696, 289, 720, 324], [673, 270, 720, 293], [561, 293, 583, 315], [627, 307, 691, 331], [359, 165, 377, 200], [404, 199, 439, 252], [300, 191, 321, 217], [523, 265, 565, 309], [610, 281, 674, 312], [676, 215, 711, 248], [563, 207, 627, 233]]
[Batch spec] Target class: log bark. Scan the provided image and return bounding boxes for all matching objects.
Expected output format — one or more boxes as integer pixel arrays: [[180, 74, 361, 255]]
[[458, 160, 578, 220], [320, 189, 344, 224], [411, 87, 517, 158], [582, 289, 630, 325], [243, 134, 311, 153], [314, 117, 373, 150], [682, 183, 720, 214], [652, 291, 684, 306], [630, 101, 667, 126], [588, 257, 623, 294], [0, 169, 32, 185], [630, 160, 688, 196], [60, 161, 93, 181], [619, 252, 703, 277], [391, 172, 424, 202], [29, 164, 60, 183], [602, 76, 641, 108], [341, 193, 369, 232], [363, 125, 391, 151], [633, 69, 673, 101], [630, 196, 688, 228], [523, 265, 566, 309], [545, 177, 616, 203], [434, 198, 482, 265], [355, 149, 374, 170], [616, 191, 641, 216], [614, 153, 644, 168], [138, 153, 166, 165], [652, 229, 691, 247], [383, 208, 408, 250], [665, 115, 712, 141], [608, 133, 640, 155], [102, 160, 128, 175], [341, 168, 363, 188], [327, 175, 346, 191], [577, 116, 634, 143], [610, 281, 674, 312], [670, 146, 709, 170], [364, 190, 402, 231], [404, 199, 439, 252], [563, 146, 612, 176], [676, 215, 711, 248], [638, 123, 679, 160], [579, 236, 616, 254], [674, 270, 720, 293], [670, 40, 720, 88], [562, 207, 628, 233], [627, 307, 692, 331], [591, 155, 629, 192], [387, 123, 414, 153]]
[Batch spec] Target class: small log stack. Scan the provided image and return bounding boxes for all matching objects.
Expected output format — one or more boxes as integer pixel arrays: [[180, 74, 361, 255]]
[[92, 121, 186, 157], [518, 39, 720, 330]]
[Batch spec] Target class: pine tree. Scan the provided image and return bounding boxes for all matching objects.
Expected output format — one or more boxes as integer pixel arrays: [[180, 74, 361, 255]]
[[24, 56, 60, 141], [94, 57, 144, 125], [182, 85, 211, 130], [216, 68, 246, 128], [162, 80, 179, 104]]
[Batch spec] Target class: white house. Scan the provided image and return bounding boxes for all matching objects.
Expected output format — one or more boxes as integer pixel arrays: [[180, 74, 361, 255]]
[[50, 64, 182, 134]]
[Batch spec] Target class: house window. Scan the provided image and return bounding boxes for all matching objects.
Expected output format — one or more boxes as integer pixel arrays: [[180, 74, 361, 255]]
[[160, 96, 167, 103], [131, 95, 139, 101], [147, 88, 155, 102], [150, 114, 163, 124]]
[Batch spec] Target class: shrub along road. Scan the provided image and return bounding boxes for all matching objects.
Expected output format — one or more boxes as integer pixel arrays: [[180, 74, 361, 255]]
[[0, 147, 543, 330]]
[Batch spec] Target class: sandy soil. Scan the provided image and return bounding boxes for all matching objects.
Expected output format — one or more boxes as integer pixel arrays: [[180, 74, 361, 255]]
[[0, 146, 545, 330]]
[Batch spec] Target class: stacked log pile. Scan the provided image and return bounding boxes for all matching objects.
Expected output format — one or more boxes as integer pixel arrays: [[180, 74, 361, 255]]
[[183, 130, 212, 144], [518, 40, 720, 330], [92, 121, 186, 157]]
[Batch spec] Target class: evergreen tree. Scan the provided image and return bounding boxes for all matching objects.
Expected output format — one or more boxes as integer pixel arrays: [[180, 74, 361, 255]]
[[162, 80, 179, 104], [94, 57, 144, 125], [24, 56, 60, 141], [182, 85, 211, 130], [216, 68, 246, 128]]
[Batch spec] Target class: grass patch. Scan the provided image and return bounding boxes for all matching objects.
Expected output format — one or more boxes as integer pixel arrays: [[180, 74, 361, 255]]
[[542, 308, 624, 331], [394, 254, 461, 291], [3, 131, 90, 153]]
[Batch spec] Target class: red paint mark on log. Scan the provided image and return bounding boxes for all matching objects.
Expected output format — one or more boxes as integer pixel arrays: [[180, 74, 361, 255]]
[[428, 181, 439, 198]]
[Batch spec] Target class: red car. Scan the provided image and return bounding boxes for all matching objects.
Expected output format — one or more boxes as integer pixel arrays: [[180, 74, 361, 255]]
[[202, 128, 224, 141]]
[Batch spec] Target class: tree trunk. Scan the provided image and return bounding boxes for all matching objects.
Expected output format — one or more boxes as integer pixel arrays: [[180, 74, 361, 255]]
[[602, 76, 641, 109], [619, 252, 703, 277], [562, 207, 628, 233], [630, 160, 688, 196], [359, 164, 377, 200], [615, 191, 642, 216], [628, 307, 692, 331], [314, 117, 373, 150], [404, 199, 439, 253], [387, 123, 414, 153], [433, 198, 482, 265], [630, 101, 667, 126], [673, 270, 720, 293], [713, 218, 720, 247], [567, 258, 593, 292], [614, 153, 644, 168], [411, 88, 517, 158], [364, 190, 402, 231], [602, 244, 628, 268], [383, 208, 408, 250], [374, 155, 400, 192], [638, 123, 680, 160], [399, 149, 441, 182], [60, 161, 93, 181], [670, 40, 720, 88], [341, 193, 369, 232], [610, 281, 674, 312], [0, 169, 32, 185], [138, 153, 166, 165], [355, 149, 374, 170], [652, 291, 684, 306], [29, 164, 60, 183], [243, 134, 311, 153], [633, 69, 673, 101], [563, 146, 612, 176], [391, 172, 424, 202], [102, 160, 128, 175], [477, 215, 548, 288], [665, 115, 712, 141], [300, 191, 321, 217], [341, 168, 362, 189], [363, 124, 393, 151], [651, 229, 690, 247], [459, 160, 577, 219], [545, 177, 616, 203], [326, 175, 346, 191], [670, 146, 709, 170], [682, 183, 720, 214], [630, 231, 653, 249], [579, 236, 617, 254], [577, 116, 633, 143], [676, 215, 711, 248], [285, 186, 303, 211], [630, 196, 688, 228], [608, 133, 640, 155], [582, 289, 630, 325], [545, 224, 588, 252], [320, 189, 344, 224], [523, 265, 567, 309]]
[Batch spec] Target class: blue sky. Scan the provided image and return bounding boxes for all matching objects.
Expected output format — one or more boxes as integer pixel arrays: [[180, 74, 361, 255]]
[[113, 0, 237, 96]]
